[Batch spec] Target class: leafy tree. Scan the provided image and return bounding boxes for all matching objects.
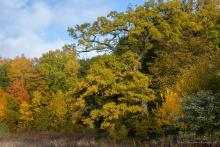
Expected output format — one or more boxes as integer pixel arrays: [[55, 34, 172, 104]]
[[31, 91, 69, 131], [26, 69, 50, 97], [31, 91, 50, 130], [68, 1, 190, 60], [176, 51, 220, 137], [47, 90, 68, 131], [77, 51, 156, 139], [7, 79, 29, 104], [37, 45, 80, 93], [180, 91, 220, 136], [8, 56, 33, 81], [18, 101, 33, 130], [156, 89, 182, 126], [183, 0, 220, 11], [32, 107, 51, 131], [78, 57, 100, 78], [176, 51, 220, 97], [31, 91, 44, 113], [0, 89, 8, 118], [0, 0, 218, 139], [0, 64, 10, 89], [142, 0, 219, 89], [3, 95, 19, 131], [69, 0, 219, 91], [155, 89, 182, 135]]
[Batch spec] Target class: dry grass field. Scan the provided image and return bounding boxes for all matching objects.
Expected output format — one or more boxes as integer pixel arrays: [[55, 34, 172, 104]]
[[0, 132, 219, 147]]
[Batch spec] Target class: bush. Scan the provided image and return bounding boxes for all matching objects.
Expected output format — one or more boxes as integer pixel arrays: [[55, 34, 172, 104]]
[[180, 90, 220, 136]]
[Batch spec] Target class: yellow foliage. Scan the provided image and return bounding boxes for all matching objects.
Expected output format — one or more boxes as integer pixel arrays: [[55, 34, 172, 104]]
[[19, 101, 33, 129], [31, 91, 43, 113], [49, 91, 68, 118], [156, 89, 182, 127], [8, 57, 33, 80], [0, 90, 7, 118], [83, 118, 94, 129]]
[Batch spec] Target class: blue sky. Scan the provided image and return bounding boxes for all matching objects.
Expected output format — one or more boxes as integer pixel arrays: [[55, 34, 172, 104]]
[[0, 0, 146, 58]]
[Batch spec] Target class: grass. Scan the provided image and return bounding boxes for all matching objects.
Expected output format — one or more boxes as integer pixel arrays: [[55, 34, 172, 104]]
[[0, 132, 219, 147]]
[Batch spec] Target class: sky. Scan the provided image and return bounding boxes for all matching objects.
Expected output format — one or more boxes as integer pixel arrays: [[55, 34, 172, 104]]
[[0, 0, 146, 58]]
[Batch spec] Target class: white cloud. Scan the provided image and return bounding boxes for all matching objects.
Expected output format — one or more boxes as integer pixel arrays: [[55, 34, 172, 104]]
[[0, 0, 114, 58], [0, 33, 66, 58]]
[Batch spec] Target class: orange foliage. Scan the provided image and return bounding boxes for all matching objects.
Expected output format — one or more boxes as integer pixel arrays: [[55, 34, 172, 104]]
[[7, 79, 28, 104]]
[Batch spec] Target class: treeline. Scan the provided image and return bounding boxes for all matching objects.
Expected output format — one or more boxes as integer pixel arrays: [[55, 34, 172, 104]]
[[0, 0, 219, 140]]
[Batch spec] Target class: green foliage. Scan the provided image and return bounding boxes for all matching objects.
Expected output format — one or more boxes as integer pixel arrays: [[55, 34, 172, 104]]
[[3, 96, 19, 131], [32, 107, 51, 131], [0, 64, 9, 89], [180, 91, 220, 136], [37, 45, 80, 93], [31, 91, 50, 130], [0, 0, 219, 140]]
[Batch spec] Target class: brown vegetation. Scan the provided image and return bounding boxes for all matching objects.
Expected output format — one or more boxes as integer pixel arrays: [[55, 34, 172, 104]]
[[0, 132, 220, 147]]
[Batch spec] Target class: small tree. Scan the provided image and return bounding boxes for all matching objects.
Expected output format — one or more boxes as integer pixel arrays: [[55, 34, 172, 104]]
[[0, 64, 9, 89], [18, 101, 33, 130], [3, 96, 19, 131], [48, 90, 68, 131], [156, 89, 182, 135], [180, 90, 220, 136]]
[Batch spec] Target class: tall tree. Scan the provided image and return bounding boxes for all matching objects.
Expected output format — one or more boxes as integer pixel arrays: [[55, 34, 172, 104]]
[[75, 51, 156, 139], [68, 1, 190, 61], [37, 45, 80, 93], [8, 57, 33, 81]]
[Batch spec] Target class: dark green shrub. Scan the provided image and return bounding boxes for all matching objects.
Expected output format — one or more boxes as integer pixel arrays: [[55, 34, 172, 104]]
[[180, 91, 220, 136]]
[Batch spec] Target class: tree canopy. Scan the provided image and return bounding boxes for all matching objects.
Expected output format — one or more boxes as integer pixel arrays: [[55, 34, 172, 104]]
[[0, 0, 219, 140]]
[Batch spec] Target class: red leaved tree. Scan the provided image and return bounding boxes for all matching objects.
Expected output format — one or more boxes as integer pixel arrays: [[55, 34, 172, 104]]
[[7, 78, 28, 104]]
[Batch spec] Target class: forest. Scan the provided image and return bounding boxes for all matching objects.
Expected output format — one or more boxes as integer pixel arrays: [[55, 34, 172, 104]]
[[0, 0, 219, 146]]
